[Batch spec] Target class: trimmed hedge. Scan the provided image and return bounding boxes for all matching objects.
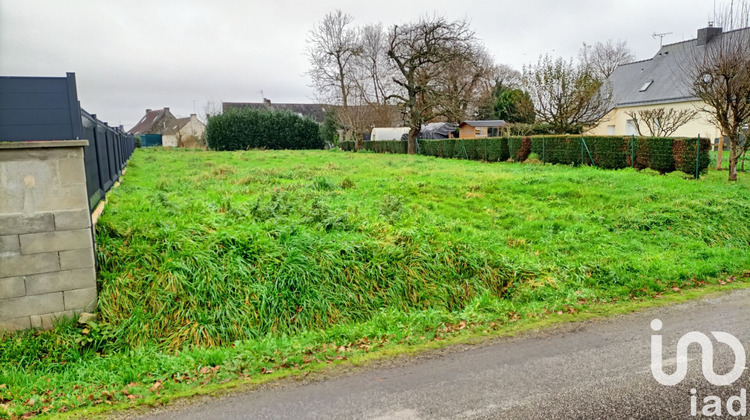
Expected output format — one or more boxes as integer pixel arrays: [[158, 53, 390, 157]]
[[206, 108, 323, 151], [343, 136, 711, 177]]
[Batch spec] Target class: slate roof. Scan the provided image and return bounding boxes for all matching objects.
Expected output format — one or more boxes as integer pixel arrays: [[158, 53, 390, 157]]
[[608, 26, 750, 108], [128, 108, 176, 135], [163, 117, 190, 135], [460, 120, 508, 127], [223, 101, 329, 123]]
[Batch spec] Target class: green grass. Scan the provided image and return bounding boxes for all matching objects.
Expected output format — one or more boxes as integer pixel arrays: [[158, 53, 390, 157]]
[[1, 147, 749, 418]]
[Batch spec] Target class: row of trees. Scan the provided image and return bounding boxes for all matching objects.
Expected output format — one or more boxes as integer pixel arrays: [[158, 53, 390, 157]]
[[307, 9, 749, 181], [306, 11, 633, 153]]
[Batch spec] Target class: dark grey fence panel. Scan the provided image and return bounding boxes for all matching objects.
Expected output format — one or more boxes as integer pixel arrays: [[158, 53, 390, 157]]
[[1, 73, 135, 212]]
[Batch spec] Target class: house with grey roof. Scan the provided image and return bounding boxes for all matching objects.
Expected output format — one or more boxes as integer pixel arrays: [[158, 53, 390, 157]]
[[589, 24, 750, 145], [162, 114, 206, 148], [128, 107, 177, 136], [222, 99, 328, 123]]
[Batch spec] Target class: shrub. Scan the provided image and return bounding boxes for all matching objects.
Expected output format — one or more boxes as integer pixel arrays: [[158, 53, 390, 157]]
[[643, 137, 675, 174], [583, 136, 628, 169], [673, 137, 710, 176], [205, 108, 323, 151]]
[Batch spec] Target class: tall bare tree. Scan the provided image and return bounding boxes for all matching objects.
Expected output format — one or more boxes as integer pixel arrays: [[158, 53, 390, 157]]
[[386, 16, 478, 154], [579, 39, 635, 79], [437, 45, 497, 123], [624, 107, 699, 137], [306, 10, 361, 145], [687, 6, 750, 181], [523, 55, 612, 134]]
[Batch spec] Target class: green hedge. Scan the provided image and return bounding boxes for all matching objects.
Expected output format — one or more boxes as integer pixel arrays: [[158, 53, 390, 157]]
[[341, 136, 711, 177], [206, 108, 323, 151], [364, 140, 408, 154]]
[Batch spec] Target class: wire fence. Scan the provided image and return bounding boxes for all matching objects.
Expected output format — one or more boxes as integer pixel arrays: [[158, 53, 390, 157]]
[[341, 135, 711, 179]]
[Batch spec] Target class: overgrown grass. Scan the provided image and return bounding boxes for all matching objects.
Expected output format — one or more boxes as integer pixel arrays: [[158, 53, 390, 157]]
[[1, 148, 749, 418]]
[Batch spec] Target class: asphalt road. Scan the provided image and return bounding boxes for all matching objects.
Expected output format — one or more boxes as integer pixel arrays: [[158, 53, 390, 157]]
[[132, 288, 750, 420]]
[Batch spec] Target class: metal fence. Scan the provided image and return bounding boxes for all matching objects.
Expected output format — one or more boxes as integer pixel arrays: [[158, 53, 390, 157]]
[[0, 72, 134, 212]]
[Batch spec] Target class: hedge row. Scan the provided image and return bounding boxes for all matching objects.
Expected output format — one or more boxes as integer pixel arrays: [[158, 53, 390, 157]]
[[340, 135, 710, 177], [206, 108, 323, 151]]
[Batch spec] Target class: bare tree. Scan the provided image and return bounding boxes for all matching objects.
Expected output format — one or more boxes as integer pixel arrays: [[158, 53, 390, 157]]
[[579, 39, 635, 79], [474, 64, 523, 120], [523, 55, 612, 134], [306, 10, 361, 146], [687, 6, 750, 181], [438, 45, 497, 123], [386, 16, 478, 154], [624, 107, 699, 137]]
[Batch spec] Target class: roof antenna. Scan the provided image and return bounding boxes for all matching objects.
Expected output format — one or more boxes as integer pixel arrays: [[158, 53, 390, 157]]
[[652, 32, 673, 47]]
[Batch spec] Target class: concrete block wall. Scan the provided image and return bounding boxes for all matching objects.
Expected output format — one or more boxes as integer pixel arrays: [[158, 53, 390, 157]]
[[0, 140, 97, 332]]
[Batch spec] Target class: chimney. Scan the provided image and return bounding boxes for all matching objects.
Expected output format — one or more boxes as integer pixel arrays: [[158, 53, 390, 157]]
[[146, 109, 152, 113], [190, 113, 196, 118], [163, 107, 170, 114], [263, 98, 271, 106], [697, 23, 722, 46]]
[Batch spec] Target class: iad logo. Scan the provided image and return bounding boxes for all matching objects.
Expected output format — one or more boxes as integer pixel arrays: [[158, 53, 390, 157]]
[[650, 318, 746, 386]]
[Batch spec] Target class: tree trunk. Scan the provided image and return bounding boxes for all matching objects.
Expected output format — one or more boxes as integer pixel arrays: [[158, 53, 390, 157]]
[[729, 138, 740, 181], [716, 137, 724, 170], [407, 127, 419, 155]]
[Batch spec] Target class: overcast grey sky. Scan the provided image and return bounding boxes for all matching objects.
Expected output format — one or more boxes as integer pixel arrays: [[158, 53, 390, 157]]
[[0, 0, 725, 129]]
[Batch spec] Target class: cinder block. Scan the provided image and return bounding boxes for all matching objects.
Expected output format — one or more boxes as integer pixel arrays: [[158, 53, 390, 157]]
[[64, 287, 97, 311], [59, 248, 96, 270], [0, 252, 59, 277], [0, 276, 25, 299], [56, 157, 86, 186], [25, 268, 96, 295], [0, 159, 58, 190], [54, 209, 91, 231], [0, 213, 55, 235], [0, 292, 64, 319], [0, 235, 20, 257], [0, 186, 25, 213], [20, 228, 91, 254], [30, 310, 75, 329], [0, 316, 31, 332], [31, 185, 88, 212]]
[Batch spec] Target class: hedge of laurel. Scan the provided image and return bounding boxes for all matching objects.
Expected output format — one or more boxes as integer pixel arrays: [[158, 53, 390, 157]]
[[206, 107, 323, 151]]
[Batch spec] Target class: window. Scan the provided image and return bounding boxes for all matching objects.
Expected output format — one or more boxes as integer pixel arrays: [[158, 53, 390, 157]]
[[474, 128, 482, 137], [488, 127, 499, 137], [639, 80, 654, 92], [606, 125, 615, 135], [625, 119, 637, 136]]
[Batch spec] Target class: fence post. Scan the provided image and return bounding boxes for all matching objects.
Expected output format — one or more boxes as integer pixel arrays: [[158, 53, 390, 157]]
[[580, 137, 584, 165], [695, 134, 701, 179], [542, 137, 546, 164], [631, 135, 636, 168], [581, 137, 595, 166]]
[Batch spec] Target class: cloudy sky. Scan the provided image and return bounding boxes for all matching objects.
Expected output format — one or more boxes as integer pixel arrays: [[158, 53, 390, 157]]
[[0, 0, 725, 129]]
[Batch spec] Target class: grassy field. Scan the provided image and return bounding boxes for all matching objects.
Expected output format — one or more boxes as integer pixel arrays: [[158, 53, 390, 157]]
[[1, 148, 749, 418]]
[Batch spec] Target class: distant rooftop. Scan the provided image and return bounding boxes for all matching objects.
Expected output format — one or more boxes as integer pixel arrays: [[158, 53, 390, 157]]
[[608, 25, 750, 107]]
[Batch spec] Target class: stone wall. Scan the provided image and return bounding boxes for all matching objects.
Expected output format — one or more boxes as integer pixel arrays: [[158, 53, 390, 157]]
[[0, 140, 96, 331]]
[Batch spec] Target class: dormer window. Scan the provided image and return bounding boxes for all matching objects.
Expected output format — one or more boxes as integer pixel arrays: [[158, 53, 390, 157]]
[[639, 80, 654, 92]]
